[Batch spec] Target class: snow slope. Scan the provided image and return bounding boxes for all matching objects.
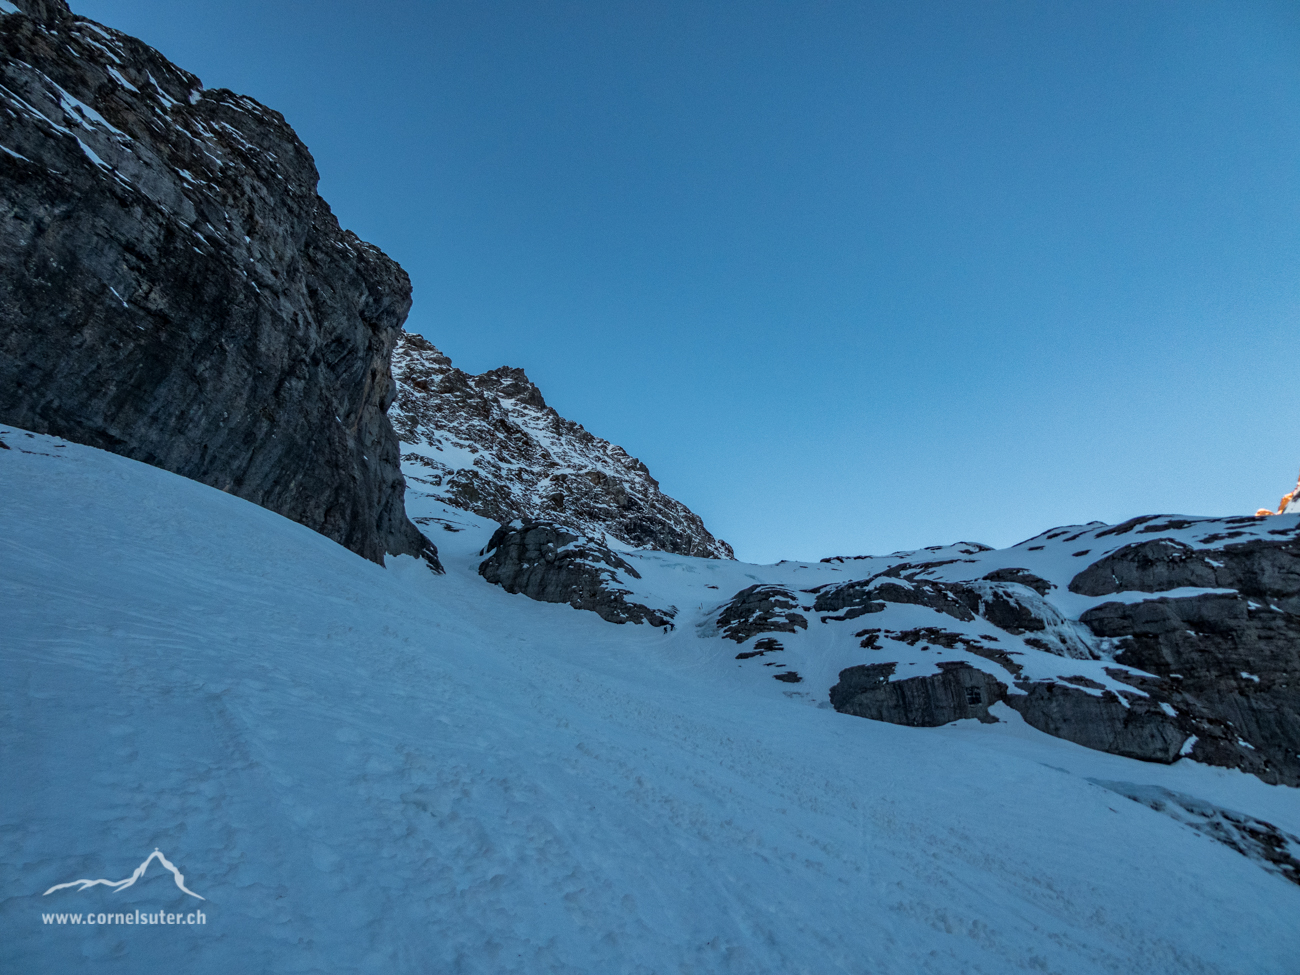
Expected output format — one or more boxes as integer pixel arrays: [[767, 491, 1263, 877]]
[[2, 426, 1298, 974], [471, 501, 1300, 784]]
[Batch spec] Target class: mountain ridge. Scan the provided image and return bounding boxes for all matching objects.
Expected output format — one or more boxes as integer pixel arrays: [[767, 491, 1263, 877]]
[[391, 330, 733, 560]]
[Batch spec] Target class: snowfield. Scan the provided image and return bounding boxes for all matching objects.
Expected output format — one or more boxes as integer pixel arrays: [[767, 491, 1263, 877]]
[[2, 426, 1297, 974]]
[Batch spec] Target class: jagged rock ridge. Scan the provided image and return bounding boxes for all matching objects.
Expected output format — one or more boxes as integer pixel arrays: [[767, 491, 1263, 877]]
[[0, 0, 436, 567], [391, 330, 732, 559]]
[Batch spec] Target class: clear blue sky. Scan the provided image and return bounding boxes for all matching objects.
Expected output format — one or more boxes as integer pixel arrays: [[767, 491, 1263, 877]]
[[79, 0, 1300, 563]]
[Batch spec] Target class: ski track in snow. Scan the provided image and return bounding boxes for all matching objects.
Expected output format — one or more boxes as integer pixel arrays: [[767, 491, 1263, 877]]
[[0, 427, 1297, 974]]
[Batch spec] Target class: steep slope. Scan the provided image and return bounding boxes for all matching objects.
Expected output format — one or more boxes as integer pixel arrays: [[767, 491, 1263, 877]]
[[390, 330, 732, 559], [0, 0, 435, 567], [4, 424, 1299, 974], [471, 502, 1300, 787]]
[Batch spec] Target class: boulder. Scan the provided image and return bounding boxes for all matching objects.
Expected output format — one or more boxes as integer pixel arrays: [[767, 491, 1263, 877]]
[[478, 521, 675, 627], [715, 585, 808, 642], [830, 661, 1006, 726]]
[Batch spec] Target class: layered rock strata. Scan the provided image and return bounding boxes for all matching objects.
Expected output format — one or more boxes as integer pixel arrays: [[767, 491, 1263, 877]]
[[1073, 535, 1300, 785], [0, 0, 435, 567]]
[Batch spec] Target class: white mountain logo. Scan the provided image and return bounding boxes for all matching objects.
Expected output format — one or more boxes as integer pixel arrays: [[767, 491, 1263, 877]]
[[43, 849, 205, 900]]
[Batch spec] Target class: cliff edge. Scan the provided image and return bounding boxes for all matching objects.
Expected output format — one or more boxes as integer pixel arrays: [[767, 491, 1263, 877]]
[[0, 0, 437, 568]]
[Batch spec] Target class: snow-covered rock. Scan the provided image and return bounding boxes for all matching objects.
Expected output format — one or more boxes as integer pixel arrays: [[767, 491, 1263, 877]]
[[391, 331, 732, 560], [478, 520, 677, 627], [573, 513, 1300, 786]]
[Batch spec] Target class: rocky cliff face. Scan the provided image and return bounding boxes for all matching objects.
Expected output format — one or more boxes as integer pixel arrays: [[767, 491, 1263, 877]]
[[390, 331, 732, 560], [819, 518, 1300, 785], [1072, 533, 1300, 785], [0, 0, 436, 568]]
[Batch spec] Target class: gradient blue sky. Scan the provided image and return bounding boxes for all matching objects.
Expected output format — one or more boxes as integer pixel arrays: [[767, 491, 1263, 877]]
[[79, 0, 1300, 563]]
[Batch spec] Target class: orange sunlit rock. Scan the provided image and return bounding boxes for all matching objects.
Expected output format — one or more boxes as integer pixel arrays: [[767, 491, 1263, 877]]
[[1257, 469, 1300, 516]]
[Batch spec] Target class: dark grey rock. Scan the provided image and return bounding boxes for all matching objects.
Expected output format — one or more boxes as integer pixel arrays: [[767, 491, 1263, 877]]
[[0, 0, 436, 568], [981, 567, 1054, 596], [819, 542, 992, 564], [1080, 593, 1300, 786], [736, 637, 784, 659], [971, 586, 1045, 633], [1004, 682, 1187, 763], [952, 581, 1098, 659], [812, 578, 975, 623], [1069, 537, 1300, 613], [478, 521, 675, 627], [816, 573, 1096, 658], [830, 661, 1006, 726], [826, 522, 1300, 783], [876, 625, 1024, 676], [1066, 530, 1300, 784], [828, 655, 1184, 761], [715, 585, 808, 642], [808, 579, 886, 621]]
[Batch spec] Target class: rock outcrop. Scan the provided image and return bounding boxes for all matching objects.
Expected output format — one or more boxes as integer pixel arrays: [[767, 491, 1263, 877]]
[[715, 585, 808, 642], [1063, 534, 1300, 784], [1006, 681, 1186, 762], [1069, 536, 1300, 610], [811, 516, 1300, 785], [810, 577, 974, 624], [0, 0, 436, 568], [828, 662, 1187, 762], [830, 662, 1005, 726], [478, 521, 676, 627], [808, 572, 1095, 658], [391, 331, 732, 560], [1080, 594, 1300, 785]]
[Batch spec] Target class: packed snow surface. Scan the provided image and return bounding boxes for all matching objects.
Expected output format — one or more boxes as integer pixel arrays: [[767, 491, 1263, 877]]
[[2, 427, 1298, 973]]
